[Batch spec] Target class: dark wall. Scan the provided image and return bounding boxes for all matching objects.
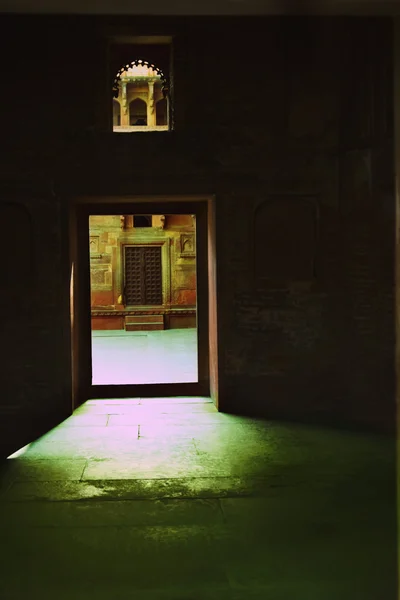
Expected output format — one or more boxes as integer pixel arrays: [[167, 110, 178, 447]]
[[0, 16, 395, 455]]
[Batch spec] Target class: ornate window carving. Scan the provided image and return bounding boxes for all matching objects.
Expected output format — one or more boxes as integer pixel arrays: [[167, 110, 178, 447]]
[[113, 59, 168, 98], [180, 233, 196, 257], [112, 59, 169, 133]]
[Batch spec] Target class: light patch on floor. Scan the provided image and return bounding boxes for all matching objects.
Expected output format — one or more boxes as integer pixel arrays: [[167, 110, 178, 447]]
[[91, 328, 198, 385], [0, 397, 395, 599]]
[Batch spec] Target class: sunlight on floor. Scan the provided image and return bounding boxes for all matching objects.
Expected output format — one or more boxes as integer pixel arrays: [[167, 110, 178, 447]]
[[7, 397, 215, 462], [0, 397, 395, 598]]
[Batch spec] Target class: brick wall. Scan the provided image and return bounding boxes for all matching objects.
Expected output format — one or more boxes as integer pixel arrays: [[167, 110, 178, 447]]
[[88, 214, 197, 325], [0, 15, 395, 456]]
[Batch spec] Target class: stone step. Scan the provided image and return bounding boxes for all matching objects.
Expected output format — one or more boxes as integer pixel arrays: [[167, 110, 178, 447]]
[[125, 314, 164, 331]]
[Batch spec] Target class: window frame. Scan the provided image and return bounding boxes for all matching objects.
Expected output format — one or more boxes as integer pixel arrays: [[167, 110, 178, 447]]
[[109, 39, 173, 134]]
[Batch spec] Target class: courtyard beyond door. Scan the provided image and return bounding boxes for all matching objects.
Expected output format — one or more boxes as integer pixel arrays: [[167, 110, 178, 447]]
[[91, 328, 198, 385]]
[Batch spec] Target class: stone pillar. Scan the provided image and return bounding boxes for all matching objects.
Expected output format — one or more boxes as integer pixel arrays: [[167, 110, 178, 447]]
[[120, 82, 129, 126], [147, 80, 156, 126]]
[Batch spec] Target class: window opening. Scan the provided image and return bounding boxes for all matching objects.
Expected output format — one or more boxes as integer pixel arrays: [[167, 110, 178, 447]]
[[113, 59, 169, 133], [130, 98, 147, 126], [134, 215, 152, 227]]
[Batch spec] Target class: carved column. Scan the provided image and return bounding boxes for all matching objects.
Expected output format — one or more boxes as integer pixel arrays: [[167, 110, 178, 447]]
[[147, 80, 156, 126], [121, 82, 129, 126]]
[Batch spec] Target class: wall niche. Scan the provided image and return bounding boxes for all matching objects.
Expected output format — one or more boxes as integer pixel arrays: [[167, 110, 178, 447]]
[[253, 195, 318, 283]]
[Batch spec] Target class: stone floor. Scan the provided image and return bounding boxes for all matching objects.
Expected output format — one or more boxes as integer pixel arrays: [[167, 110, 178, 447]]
[[0, 398, 396, 600], [91, 329, 198, 385]]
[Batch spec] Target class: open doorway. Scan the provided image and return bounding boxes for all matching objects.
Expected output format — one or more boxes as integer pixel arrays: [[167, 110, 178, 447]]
[[89, 213, 198, 385], [70, 197, 218, 407]]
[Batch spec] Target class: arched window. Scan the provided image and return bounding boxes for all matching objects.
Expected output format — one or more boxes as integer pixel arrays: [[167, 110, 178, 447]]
[[156, 98, 168, 126], [129, 98, 147, 126], [113, 100, 121, 126], [112, 59, 169, 132]]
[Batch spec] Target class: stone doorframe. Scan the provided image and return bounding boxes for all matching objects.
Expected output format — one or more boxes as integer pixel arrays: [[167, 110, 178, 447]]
[[69, 195, 219, 409], [394, 20, 400, 437]]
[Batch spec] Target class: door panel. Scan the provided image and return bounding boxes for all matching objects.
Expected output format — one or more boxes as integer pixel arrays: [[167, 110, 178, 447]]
[[143, 246, 162, 304], [125, 246, 143, 304], [125, 246, 163, 305]]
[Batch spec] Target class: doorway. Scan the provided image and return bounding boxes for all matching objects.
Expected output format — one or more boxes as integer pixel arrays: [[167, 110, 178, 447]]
[[70, 196, 218, 408], [89, 213, 198, 386]]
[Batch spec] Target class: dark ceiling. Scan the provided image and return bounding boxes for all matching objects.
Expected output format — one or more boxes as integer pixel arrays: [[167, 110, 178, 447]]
[[1, 0, 400, 15]]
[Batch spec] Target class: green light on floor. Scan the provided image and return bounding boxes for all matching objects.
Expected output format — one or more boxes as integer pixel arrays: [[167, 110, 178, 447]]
[[8, 444, 32, 459]]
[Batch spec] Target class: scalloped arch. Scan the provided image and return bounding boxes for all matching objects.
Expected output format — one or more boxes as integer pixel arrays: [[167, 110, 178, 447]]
[[113, 59, 168, 99]]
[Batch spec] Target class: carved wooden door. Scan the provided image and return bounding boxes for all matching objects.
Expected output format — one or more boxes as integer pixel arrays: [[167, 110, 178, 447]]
[[124, 246, 162, 305]]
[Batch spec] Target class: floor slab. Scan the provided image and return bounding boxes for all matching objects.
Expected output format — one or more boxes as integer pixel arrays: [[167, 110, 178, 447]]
[[0, 398, 396, 600], [2, 458, 87, 482], [2, 497, 224, 528], [0, 524, 229, 597]]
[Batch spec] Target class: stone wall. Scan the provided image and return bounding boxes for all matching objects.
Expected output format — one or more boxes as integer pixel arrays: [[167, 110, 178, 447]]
[[88, 214, 197, 329], [0, 15, 395, 456]]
